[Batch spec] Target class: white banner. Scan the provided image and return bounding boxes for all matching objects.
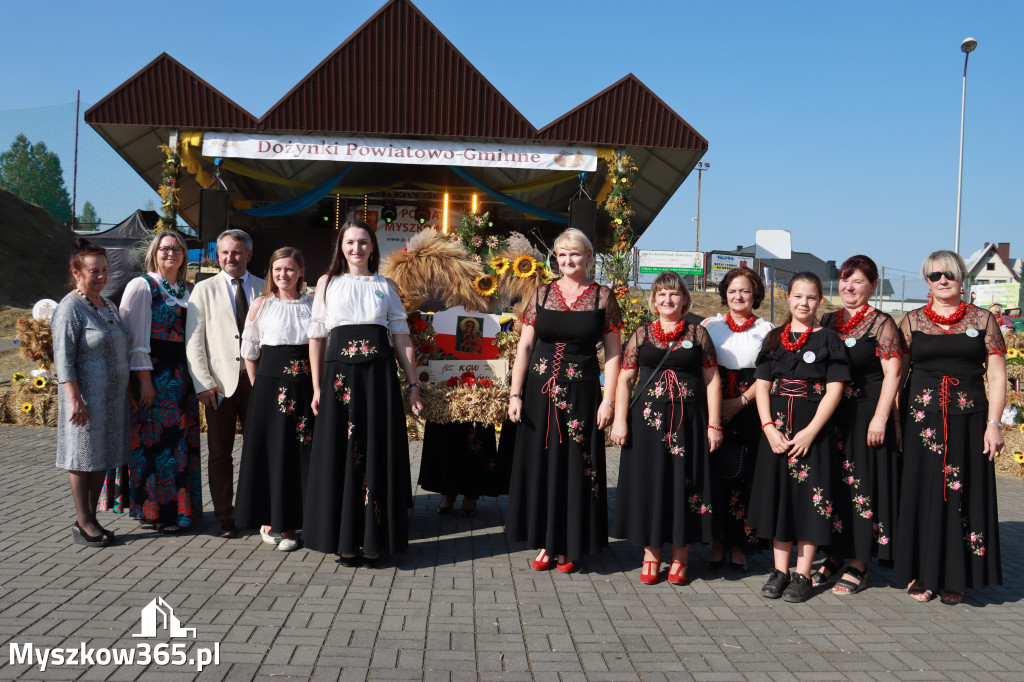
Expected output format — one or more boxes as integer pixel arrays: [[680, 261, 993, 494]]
[[347, 205, 462, 259], [638, 250, 704, 276], [203, 133, 597, 171], [708, 254, 755, 284]]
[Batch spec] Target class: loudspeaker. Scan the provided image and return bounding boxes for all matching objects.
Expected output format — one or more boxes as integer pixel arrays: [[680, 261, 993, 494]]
[[569, 199, 597, 243], [199, 189, 230, 242]]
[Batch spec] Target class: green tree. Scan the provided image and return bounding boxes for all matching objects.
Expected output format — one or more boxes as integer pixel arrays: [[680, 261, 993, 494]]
[[76, 201, 101, 231], [0, 133, 72, 225]]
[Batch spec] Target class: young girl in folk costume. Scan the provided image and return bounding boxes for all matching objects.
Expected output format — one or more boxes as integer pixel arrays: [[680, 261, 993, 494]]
[[611, 271, 723, 586], [235, 247, 314, 552], [747, 272, 850, 603], [302, 221, 423, 566]]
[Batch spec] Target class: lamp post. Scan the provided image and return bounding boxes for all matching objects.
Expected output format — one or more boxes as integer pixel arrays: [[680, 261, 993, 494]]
[[694, 161, 709, 252], [954, 37, 977, 254]]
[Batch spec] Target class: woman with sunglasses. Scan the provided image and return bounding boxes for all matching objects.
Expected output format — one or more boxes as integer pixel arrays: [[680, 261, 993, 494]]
[[895, 250, 1005, 606]]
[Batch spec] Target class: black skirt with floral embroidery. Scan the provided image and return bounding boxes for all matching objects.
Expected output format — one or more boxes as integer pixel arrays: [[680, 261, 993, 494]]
[[303, 324, 413, 555], [236, 344, 313, 532]]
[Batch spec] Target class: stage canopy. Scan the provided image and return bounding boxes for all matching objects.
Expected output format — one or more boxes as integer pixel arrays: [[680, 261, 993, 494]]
[[84, 0, 707, 270]]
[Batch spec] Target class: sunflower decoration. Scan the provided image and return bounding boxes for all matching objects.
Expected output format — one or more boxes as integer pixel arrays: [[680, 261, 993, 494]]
[[33, 376, 48, 389], [12, 372, 26, 382], [21, 402, 33, 415], [1016, 452, 1024, 464], [491, 257, 510, 275], [512, 254, 539, 279], [474, 274, 498, 298], [1007, 348, 1021, 360]]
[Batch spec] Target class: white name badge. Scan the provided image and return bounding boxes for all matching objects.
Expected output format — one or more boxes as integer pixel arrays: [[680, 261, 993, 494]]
[[966, 328, 979, 337], [803, 351, 816, 363], [681, 340, 694, 349], [164, 297, 178, 308], [844, 337, 856, 348]]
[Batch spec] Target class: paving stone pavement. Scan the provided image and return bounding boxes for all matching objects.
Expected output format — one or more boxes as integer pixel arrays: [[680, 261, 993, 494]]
[[1, 423, 1023, 681]]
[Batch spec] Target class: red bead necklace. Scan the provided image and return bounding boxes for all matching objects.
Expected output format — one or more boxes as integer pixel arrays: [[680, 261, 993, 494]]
[[725, 312, 756, 333], [780, 322, 813, 352], [834, 305, 870, 334], [923, 299, 966, 326], [650, 318, 687, 344]]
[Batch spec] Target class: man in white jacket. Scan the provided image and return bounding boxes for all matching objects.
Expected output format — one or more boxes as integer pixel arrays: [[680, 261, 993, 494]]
[[185, 229, 264, 538]]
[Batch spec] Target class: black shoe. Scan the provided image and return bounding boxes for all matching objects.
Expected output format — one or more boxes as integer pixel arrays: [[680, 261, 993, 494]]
[[730, 560, 749, 573], [706, 557, 725, 570], [362, 553, 382, 568], [761, 569, 791, 599], [782, 572, 814, 603], [218, 524, 237, 539], [436, 495, 456, 514], [72, 522, 110, 548], [337, 554, 362, 568]]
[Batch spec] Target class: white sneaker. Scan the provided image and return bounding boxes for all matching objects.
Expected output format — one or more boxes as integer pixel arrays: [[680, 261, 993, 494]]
[[277, 538, 299, 551], [260, 527, 282, 545]]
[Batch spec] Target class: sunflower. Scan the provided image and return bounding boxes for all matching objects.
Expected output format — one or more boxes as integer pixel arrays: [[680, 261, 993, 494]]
[[33, 376, 47, 389], [1007, 348, 1020, 359], [491, 257, 510, 275], [1016, 452, 1024, 464], [512, 254, 538, 278], [474, 275, 498, 297], [21, 402, 33, 415], [12, 372, 26, 382]]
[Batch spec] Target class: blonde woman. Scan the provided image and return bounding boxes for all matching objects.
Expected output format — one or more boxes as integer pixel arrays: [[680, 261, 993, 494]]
[[100, 230, 200, 534], [506, 228, 622, 573]]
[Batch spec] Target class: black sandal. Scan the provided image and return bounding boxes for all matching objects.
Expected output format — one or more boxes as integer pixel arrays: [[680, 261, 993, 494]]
[[72, 522, 110, 548], [832, 566, 867, 595], [811, 556, 844, 586]]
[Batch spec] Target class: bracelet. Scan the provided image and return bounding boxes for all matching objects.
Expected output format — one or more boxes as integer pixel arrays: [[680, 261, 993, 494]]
[[707, 424, 723, 431], [510, 393, 523, 399], [408, 383, 418, 389], [601, 399, 615, 408], [740, 395, 749, 406], [985, 420, 1001, 427], [761, 421, 776, 431]]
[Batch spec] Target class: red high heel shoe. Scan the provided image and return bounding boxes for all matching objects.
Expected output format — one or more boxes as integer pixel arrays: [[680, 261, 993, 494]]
[[556, 556, 576, 573], [640, 560, 661, 584], [667, 560, 688, 585], [531, 549, 553, 571]]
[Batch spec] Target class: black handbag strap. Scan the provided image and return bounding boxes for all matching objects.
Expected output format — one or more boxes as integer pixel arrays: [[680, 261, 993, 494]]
[[629, 332, 681, 410]]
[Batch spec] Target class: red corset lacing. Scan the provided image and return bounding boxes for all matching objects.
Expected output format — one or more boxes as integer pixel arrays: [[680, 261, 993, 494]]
[[653, 369, 686, 439], [938, 375, 960, 501], [541, 342, 567, 443], [777, 379, 809, 431], [721, 368, 743, 400]]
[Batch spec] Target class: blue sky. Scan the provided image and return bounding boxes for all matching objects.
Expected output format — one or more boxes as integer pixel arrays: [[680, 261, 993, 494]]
[[2, 1, 1021, 298]]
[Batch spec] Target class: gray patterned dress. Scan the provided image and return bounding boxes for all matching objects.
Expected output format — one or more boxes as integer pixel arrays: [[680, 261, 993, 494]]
[[52, 293, 131, 471]]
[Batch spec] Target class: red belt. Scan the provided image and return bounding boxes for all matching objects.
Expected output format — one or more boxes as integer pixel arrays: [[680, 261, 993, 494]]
[[541, 342, 566, 443], [938, 375, 960, 500], [777, 379, 808, 432]]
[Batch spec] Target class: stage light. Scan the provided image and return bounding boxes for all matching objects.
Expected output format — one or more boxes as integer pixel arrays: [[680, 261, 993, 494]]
[[382, 203, 397, 224], [442, 193, 449, 235], [415, 207, 431, 225], [471, 193, 478, 215]]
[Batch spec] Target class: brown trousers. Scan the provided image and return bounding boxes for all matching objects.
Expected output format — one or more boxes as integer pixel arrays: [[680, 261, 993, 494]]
[[205, 372, 252, 527]]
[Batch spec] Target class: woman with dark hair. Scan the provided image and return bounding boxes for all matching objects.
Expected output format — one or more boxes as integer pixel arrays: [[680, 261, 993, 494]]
[[896, 250, 1005, 605], [611, 271, 722, 585], [52, 239, 131, 547], [235, 247, 313, 552], [99, 230, 200, 534], [506, 228, 622, 574], [303, 221, 424, 565], [812, 255, 904, 594], [701, 266, 774, 572], [748, 272, 850, 602]]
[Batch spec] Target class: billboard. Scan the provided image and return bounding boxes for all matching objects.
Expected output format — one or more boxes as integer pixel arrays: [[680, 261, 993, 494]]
[[708, 254, 755, 284], [637, 250, 704, 276]]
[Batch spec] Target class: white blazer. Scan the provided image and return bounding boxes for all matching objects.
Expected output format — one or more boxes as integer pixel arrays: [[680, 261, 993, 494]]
[[185, 272, 265, 398]]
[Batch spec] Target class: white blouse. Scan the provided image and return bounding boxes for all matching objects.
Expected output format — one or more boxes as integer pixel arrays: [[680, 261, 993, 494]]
[[308, 273, 410, 339], [120, 273, 192, 371], [703, 314, 775, 370], [241, 294, 314, 360]]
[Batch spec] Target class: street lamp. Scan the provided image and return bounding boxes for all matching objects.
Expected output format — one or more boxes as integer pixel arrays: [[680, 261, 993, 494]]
[[954, 37, 977, 254], [694, 161, 710, 252]]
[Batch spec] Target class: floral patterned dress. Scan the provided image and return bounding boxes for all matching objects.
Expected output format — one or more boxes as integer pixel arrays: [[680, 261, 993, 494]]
[[100, 276, 201, 528], [746, 328, 851, 546], [820, 309, 905, 563], [505, 282, 622, 559], [893, 305, 1004, 594], [611, 321, 719, 549]]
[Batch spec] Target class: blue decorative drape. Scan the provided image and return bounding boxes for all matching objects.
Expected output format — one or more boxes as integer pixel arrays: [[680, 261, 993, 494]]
[[236, 166, 352, 217], [447, 166, 569, 224]]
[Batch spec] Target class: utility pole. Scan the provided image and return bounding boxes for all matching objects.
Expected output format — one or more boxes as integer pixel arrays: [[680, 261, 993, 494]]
[[694, 161, 710, 252]]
